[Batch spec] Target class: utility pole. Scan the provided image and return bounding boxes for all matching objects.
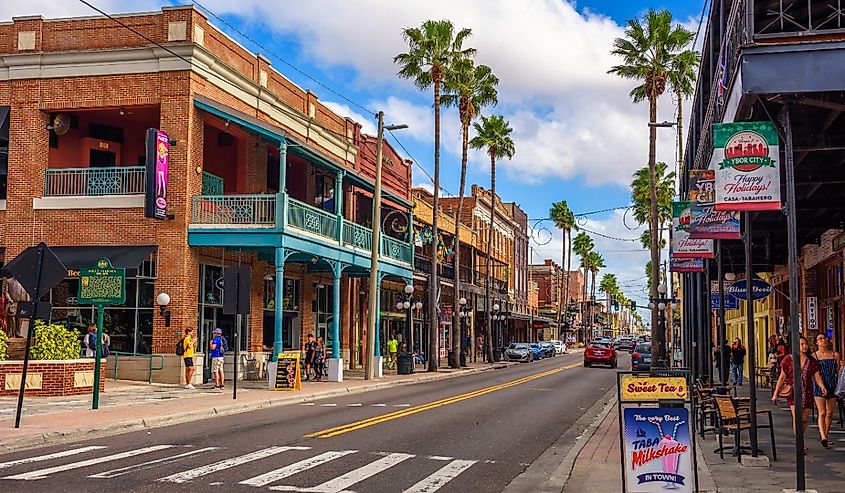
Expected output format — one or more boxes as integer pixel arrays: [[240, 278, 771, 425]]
[[366, 111, 407, 380]]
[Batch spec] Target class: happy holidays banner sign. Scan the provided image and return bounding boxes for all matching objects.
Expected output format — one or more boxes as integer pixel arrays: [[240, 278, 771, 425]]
[[713, 121, 782, 211], [671, 202, 714, 259]]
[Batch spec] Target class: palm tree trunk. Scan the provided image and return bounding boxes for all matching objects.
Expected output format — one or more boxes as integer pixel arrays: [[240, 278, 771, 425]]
[[581, 261, 588, 341], [428, 79, 441, 372], [648, 93, 661, 363], [449, 121, 470, 369], [556, 232, 564, 336], [563, 229, 571, 339], [486, 154, 496, 364], [590, 270, 597, 335]]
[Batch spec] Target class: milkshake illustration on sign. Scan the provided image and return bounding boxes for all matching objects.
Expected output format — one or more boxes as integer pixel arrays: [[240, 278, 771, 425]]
[[650, 419, 686, 489]]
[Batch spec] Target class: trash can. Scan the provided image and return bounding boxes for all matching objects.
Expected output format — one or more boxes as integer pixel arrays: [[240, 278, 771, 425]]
[[493, 348, 502, 362], [397, 352, 414, 375]]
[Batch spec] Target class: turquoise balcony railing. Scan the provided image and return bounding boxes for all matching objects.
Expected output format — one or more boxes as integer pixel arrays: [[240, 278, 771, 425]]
[[201, 171, 224, 195], [190, 194, 276, 226], [44, 166, 146, 196], [190, 193, 412, 265], [287, 198, 338, 240]]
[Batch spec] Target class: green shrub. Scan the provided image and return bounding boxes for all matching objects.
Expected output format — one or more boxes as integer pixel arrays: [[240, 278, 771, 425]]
[[0, 330, 7, 360], [30, 321, 80, 360]]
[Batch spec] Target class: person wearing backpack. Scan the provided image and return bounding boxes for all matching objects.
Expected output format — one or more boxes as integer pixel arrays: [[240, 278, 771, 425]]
[[177, 327, 197, 389], [83, 325, 97, 358], [209, 328, 226, 390]]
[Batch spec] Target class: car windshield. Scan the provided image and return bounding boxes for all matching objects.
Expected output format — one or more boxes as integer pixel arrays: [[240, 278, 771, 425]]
[[529, 343, 540, 348], [590, 342, 610, 348], [636, 344, 651, 353], [510, 344, 528, 350]]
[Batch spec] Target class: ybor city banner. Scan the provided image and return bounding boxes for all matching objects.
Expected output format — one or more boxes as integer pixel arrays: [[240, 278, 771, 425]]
[[671, 202, 714, 259], [623, 407, 693, 492], [713, 121, 782, 211]]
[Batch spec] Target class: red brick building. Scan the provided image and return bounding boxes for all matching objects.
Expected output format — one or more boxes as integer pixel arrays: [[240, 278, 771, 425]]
[[0, 7, 413, 383]]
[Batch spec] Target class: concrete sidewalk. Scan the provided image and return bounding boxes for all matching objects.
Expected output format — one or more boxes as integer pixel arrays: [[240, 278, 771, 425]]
[[0, 360, 514, 452]]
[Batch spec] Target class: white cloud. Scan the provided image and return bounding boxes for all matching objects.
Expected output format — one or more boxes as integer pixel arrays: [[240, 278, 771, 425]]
[[412, 181, 434, 194], [321, 100, 377, 136]]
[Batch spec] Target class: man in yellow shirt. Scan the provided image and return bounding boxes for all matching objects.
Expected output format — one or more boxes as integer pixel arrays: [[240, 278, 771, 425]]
[[183, 327, 197, 389], [387, 333, 399, 369]]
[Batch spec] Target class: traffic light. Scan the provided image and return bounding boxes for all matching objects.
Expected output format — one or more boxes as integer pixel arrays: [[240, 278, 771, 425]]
[[631, 300, 637, 312]]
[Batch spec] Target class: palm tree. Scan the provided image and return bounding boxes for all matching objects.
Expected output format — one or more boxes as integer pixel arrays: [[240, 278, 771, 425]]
[[572, 231, 594, 341], [631, 162, 675, 249], [587, 251, 605, 334], [442, 59, 499, 368], [550, 200, 577, 337], [609, 9, 693, 357], [599, 273, 619, 330], [470, 115, 515, 363], [668, 49, 700, 178], [395, 20, 476, 372]]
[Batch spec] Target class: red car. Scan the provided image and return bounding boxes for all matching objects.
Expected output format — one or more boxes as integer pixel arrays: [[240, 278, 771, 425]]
[[583, 341, 618, 368]]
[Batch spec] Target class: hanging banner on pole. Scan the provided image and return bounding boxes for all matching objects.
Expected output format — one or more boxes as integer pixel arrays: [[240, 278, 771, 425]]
[[671, 202, 714, 259], [713, 121, 782, 211], [689, 169, 741, 239], [669, 257, 704, 272]]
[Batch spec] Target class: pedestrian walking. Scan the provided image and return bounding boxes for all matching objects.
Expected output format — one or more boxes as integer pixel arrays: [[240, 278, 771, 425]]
[[180, 327, 197, 389], [773, 335, 827, 452], [477, 335, 485, 363], [813, 333, 840, 449], [730, 338, 747, 386], [314, 336, 325, 381], [303, 334, 316, 381], [83, 325, 97, 358], [387, 333, 399, 369], [209, 328, 226, 389]]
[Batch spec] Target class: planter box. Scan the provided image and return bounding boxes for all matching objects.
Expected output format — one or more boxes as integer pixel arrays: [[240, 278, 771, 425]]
[[0, 359, 105, 397]]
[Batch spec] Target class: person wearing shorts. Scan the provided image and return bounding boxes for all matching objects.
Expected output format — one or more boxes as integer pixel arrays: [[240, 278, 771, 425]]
[[210, 328, 226, 390], [183, 327, 197, 389]]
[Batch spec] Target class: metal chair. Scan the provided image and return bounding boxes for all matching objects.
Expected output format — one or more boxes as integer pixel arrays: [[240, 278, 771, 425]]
[[713, 395, 777, 462]]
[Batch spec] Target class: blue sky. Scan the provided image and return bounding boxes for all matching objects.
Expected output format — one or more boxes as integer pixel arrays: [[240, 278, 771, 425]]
[[0, 0, 705, 307]]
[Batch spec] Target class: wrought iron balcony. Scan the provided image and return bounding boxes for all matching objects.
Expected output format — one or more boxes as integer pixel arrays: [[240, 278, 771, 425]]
[[44, 166, 145, 196], [190, 193, 413, 265]]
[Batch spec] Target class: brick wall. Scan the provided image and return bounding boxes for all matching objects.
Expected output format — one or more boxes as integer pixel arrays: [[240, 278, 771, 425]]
[[0, 359, 105, 397]]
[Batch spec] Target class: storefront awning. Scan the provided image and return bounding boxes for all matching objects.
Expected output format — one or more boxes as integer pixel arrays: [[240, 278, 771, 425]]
[[49, 245, 156, 270]]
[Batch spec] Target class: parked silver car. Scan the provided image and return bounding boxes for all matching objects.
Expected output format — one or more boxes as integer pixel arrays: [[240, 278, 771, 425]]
[[505, 343, 532, 362]]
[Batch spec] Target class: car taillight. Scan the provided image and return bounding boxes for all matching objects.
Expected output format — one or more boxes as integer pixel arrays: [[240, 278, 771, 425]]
[[632, 352, 640, 359]]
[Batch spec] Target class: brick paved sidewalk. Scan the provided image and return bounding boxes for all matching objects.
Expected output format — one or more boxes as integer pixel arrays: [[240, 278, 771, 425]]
[[0, 360, 513, 452], [562, 404, 623, 492]]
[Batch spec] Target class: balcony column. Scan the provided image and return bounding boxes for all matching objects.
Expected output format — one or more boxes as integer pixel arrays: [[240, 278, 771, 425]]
[[373, 272, 384, 377], [273, 247, 286, 362], [278, 141, 288, 230], [335, 171, 344, 242], [328, 260, 344, 382]]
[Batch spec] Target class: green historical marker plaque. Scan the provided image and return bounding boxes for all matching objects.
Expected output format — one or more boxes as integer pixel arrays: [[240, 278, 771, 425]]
[[79, 258, 126, 306]]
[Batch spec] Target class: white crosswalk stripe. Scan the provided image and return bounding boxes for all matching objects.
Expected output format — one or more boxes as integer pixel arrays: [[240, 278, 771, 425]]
[[88, 446, 219, 479], [270, 452, 414, 493], [3, 445, 173, 480], [0, 446, 107, 471], [158, 446, 309, 483], [240, 450, 357, 487], [402, 459, 477, 493]]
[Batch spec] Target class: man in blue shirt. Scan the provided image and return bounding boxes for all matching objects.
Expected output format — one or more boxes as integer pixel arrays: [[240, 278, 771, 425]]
[[210, 328, 226, 389]]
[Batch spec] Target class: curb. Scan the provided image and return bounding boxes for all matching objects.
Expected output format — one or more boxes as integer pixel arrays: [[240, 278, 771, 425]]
[[0, 362, 513, 453]]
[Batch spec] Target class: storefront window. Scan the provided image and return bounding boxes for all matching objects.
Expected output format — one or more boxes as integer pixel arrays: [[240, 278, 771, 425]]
[[314, 173, 335, 212], [263, 278, 300, 311], [313, 283, 334, 352], [198, 264, 247, 352]]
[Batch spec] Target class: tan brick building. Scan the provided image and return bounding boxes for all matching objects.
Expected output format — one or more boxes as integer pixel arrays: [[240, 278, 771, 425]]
[[0, 7, 413, 383]]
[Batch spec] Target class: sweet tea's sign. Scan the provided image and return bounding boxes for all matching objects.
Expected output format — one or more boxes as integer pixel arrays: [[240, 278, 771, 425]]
[[620, 375, 688, 401], [713, 121, 782, 211]]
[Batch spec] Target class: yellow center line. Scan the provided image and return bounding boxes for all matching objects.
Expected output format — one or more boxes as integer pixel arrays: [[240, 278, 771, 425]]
[[304, 362, 581, 439]]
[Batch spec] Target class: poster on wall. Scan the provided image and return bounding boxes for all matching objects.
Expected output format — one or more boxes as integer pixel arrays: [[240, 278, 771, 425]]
[[671, 202, 714, 259], [623, 407, 694, 492], [713, 121, 781, 211], [144, 128, 170, 220]]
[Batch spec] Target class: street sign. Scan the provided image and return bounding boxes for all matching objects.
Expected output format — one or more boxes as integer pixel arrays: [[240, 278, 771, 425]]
[[79, 258, 126, 305], [4, 242, 66, 299], [223, 266, 251, 315]]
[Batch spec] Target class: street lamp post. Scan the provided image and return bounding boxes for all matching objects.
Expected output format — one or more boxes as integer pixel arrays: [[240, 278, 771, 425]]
[[396, 284, 423, 372], [648, 283, 677, 369], [366, 112, 407, 381], [491, 303, 507, 361], [458, 297, 470, 367]]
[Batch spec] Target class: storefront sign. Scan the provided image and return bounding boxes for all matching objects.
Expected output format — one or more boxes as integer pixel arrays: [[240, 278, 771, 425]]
[[78, 258, 126, 306], [669, 257, 704, 273], [623, 407, 693, 492], [671, 202, 714, 259], [620, 376, 688, 401], [709, 281, 738, 309], [144, 128, 170, 220], [726, 278, 773, 300], [713, 121, 782, 211], [807, 297, 818, 331], [274, 352, 302, 391]]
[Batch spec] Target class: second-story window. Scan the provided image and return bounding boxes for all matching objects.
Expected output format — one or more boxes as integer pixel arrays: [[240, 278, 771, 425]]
[[315, 173, 336, 212]]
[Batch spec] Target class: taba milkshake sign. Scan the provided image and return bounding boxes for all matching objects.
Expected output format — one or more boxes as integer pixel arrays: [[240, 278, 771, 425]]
[[623, 407, 693, 492], [671, 202, 714, 259], [713, 121, 782, 211]]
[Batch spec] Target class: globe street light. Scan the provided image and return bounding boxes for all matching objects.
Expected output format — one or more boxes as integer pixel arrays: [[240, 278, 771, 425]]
[[458, 297, 469, 367]]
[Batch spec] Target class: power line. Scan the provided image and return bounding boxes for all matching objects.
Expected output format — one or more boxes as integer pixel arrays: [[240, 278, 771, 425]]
[[692, 0, 710, 49], [191, 0, 375, 118]]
